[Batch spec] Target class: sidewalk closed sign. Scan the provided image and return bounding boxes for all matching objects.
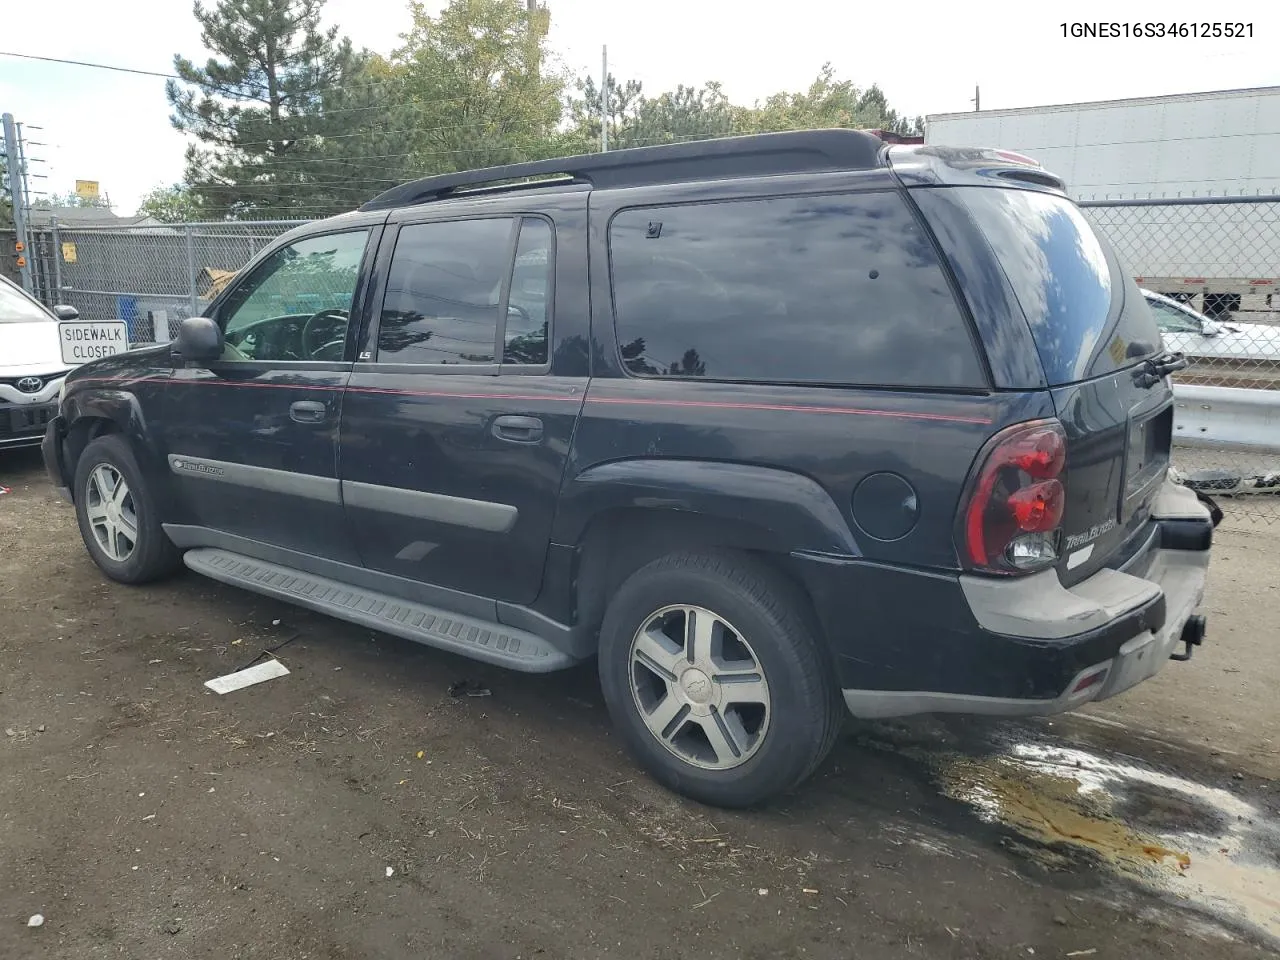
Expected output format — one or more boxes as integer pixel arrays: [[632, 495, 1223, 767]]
[[59, 320, 128, 364]]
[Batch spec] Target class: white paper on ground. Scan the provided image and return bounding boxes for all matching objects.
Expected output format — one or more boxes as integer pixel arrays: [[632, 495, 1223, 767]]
[[204, 658, 290, 695]]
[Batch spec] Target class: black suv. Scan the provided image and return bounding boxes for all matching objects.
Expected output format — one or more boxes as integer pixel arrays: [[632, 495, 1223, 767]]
[[43, 131, 1214, 807]]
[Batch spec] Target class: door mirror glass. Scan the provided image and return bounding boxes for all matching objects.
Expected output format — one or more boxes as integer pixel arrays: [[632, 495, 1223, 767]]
[[53, 304, 79, 321], [174, 316, 224, 364]]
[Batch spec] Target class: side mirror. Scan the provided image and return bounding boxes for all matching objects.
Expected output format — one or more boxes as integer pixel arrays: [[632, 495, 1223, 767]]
[[53, 304, 79, 321], [173, 316, 224, 364], [1201, 319, 1224, 337]]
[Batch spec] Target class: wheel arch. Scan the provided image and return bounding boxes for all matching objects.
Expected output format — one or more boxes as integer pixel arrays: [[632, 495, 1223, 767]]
[[571, 507, 830, 657]]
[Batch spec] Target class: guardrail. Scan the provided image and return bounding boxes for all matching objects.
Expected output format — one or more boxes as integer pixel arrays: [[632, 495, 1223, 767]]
[[1173, 384, 1280, 449], [1171, 384, 1280, 504]]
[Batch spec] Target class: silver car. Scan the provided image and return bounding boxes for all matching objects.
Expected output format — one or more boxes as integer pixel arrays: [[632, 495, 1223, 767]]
[[0, 276, 78, 450], [1142, 288, 1280, 364]]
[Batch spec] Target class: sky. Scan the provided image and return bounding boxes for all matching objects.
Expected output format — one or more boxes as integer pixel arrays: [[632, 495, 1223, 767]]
[[1, 0, 1276, 214]]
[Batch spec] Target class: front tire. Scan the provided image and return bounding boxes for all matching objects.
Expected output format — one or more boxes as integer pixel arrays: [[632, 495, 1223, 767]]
[[598, 550, 843, 808], [73, 434, 181, 584]]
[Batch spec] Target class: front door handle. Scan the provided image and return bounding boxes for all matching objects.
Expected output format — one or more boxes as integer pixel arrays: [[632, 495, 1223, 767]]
[[492, 414, 543, 443], [290, 400, 328, 423]]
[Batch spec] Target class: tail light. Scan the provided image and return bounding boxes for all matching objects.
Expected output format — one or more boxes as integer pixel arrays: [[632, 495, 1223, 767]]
[[960, 419, 1067, 575]]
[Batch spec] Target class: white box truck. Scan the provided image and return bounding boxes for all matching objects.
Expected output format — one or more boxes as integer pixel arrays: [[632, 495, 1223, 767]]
[[926, 86, 1280, 321]]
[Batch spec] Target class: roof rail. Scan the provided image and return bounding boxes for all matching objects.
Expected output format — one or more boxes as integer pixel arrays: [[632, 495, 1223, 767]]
[[360, 129, 888, 211]]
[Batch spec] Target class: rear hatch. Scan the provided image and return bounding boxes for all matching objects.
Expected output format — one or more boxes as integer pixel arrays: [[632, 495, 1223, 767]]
[[930, 185, 1171, 584]]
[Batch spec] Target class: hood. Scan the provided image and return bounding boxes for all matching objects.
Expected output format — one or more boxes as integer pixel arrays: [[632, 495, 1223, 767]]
[[0, 321, 71, 376]]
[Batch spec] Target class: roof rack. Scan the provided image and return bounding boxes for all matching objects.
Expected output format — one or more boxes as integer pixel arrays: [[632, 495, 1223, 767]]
[[360, 129, 888, 211]]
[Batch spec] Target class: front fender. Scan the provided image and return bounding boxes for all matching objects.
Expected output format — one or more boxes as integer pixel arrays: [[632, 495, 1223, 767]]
[[553, 458, 861, 556], [64, 386, 153, 454]]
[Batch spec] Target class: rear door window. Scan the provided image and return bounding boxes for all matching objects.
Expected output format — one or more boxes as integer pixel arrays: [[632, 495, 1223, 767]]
[[377, 218, 514, 364], [946, 187, 1161, 385], [608, 193, 984, 388]]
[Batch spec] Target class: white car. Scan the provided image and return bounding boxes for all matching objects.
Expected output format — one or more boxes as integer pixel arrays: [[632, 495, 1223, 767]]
[[1141, 288, 1280, 364], [0, 276, 78, 450]]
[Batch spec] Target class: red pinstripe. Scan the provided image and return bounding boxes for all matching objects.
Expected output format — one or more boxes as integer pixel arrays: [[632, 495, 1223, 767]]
[[74, 376, 992, 425]]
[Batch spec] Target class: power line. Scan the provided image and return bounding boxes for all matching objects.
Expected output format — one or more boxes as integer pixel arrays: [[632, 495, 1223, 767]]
[[0, 50, 176, 78], [0, 49, 590, 99]]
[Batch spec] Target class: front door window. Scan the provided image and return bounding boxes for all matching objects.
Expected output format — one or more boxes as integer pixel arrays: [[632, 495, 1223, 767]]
[[218, 230, 370, 362]]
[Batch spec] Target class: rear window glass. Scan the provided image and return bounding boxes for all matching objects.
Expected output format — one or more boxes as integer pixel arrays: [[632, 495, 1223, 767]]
[[608, 193, 984, 388], [950, 187, 1161, 385]]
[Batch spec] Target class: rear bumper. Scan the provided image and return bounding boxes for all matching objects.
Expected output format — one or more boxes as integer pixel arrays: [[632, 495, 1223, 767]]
[[796, 480, 1213, 719]]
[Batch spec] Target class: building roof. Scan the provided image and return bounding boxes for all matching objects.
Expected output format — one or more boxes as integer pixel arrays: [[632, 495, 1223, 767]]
[[25, 207, 161, 229]]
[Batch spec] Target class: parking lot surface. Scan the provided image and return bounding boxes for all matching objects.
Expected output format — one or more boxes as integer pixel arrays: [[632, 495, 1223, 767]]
[[2, 448, 1278, 959]]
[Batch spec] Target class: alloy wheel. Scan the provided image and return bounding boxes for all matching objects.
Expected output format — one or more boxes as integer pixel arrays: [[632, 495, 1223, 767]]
[[628, 604, 771, 771], [85, 463, 138, 563]]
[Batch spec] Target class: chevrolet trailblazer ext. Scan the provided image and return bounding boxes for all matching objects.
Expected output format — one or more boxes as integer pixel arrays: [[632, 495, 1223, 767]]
[[43, 131, 1215, 807]]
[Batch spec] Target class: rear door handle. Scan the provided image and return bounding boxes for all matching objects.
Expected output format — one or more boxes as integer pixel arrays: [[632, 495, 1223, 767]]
[[492, 415, 543, 443], [290, 400, 328, 423]]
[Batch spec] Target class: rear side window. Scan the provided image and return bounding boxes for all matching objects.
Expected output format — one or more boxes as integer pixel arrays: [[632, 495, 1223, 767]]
[[947, 187, 1161, 385], [608, 193, 983, 388], [379, 218, 512, 364], [504, 219, 552, 365]]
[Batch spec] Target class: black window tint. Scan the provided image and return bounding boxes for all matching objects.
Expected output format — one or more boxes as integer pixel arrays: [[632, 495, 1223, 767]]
[[609, 193, 982, 387], [379, 218, 514, 364], [951, 187, 1161, 385], [504, 219, 552, 365]]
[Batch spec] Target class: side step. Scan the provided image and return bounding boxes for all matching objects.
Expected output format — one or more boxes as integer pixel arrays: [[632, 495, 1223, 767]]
[[183, 548, 574, 673]]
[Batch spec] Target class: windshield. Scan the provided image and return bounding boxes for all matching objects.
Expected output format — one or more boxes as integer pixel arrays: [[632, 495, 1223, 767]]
[[951, 187, 1162, 385], [0, 280, 53, 324]]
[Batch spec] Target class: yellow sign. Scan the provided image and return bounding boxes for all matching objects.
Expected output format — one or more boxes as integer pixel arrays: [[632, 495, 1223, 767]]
[[75, 180, 100, 200], [61, 242, 78, 264]]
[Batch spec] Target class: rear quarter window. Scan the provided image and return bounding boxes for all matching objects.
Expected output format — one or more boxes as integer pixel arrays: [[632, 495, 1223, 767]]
[[608, 192, 984, 388]]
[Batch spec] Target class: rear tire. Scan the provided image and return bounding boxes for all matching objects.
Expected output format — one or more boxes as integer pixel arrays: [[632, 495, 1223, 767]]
[[73, 435, 181, 584], [597, 550, 843, 808]]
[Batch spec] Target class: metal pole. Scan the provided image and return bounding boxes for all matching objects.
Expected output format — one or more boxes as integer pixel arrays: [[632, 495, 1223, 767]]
[[600, 46, 609, 153], [185, 224, 199, 319], [51, 216, 62, 304], [2, 112, 34, 293]]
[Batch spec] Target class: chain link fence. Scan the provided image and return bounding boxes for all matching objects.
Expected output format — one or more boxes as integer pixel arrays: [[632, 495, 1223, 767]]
[[1082, 196, 1280, 525], [29, 220, 305, 342]]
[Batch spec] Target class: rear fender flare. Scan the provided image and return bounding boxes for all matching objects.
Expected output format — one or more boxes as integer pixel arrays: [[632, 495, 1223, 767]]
[[553, 459, 861, 556]]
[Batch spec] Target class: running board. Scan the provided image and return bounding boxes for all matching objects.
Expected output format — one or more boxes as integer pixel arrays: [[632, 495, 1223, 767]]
[[183, 548, 574, 673]]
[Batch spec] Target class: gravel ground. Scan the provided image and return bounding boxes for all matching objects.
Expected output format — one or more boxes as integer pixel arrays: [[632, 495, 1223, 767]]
[[2, 447, 1278, 959]]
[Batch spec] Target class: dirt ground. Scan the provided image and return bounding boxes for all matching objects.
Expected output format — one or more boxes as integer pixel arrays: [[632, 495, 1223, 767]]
[[2, 447, 1279, 960]]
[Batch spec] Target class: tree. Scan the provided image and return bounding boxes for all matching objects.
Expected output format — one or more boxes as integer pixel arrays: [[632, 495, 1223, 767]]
[[32, 191, 111, 210], [394, 0, 565, 174], [558, 64, 918, 159], [167, 0, 409, 218], [562, 76, 734, 152], [138, 183, 204, 222], [735, 64, 921, 136]]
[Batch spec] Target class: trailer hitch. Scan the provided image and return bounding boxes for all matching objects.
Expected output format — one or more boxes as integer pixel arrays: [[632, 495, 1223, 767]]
[[1170, 614, 1206, 662]]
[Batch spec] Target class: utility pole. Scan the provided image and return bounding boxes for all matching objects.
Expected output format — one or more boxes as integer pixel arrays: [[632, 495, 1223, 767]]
[[972, 85, 980, 112], [2, 112, 33, 293], [600, 45, 609, 153]]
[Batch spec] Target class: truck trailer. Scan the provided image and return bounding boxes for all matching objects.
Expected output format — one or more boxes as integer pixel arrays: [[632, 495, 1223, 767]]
[[926, 86, 1280, 321]]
